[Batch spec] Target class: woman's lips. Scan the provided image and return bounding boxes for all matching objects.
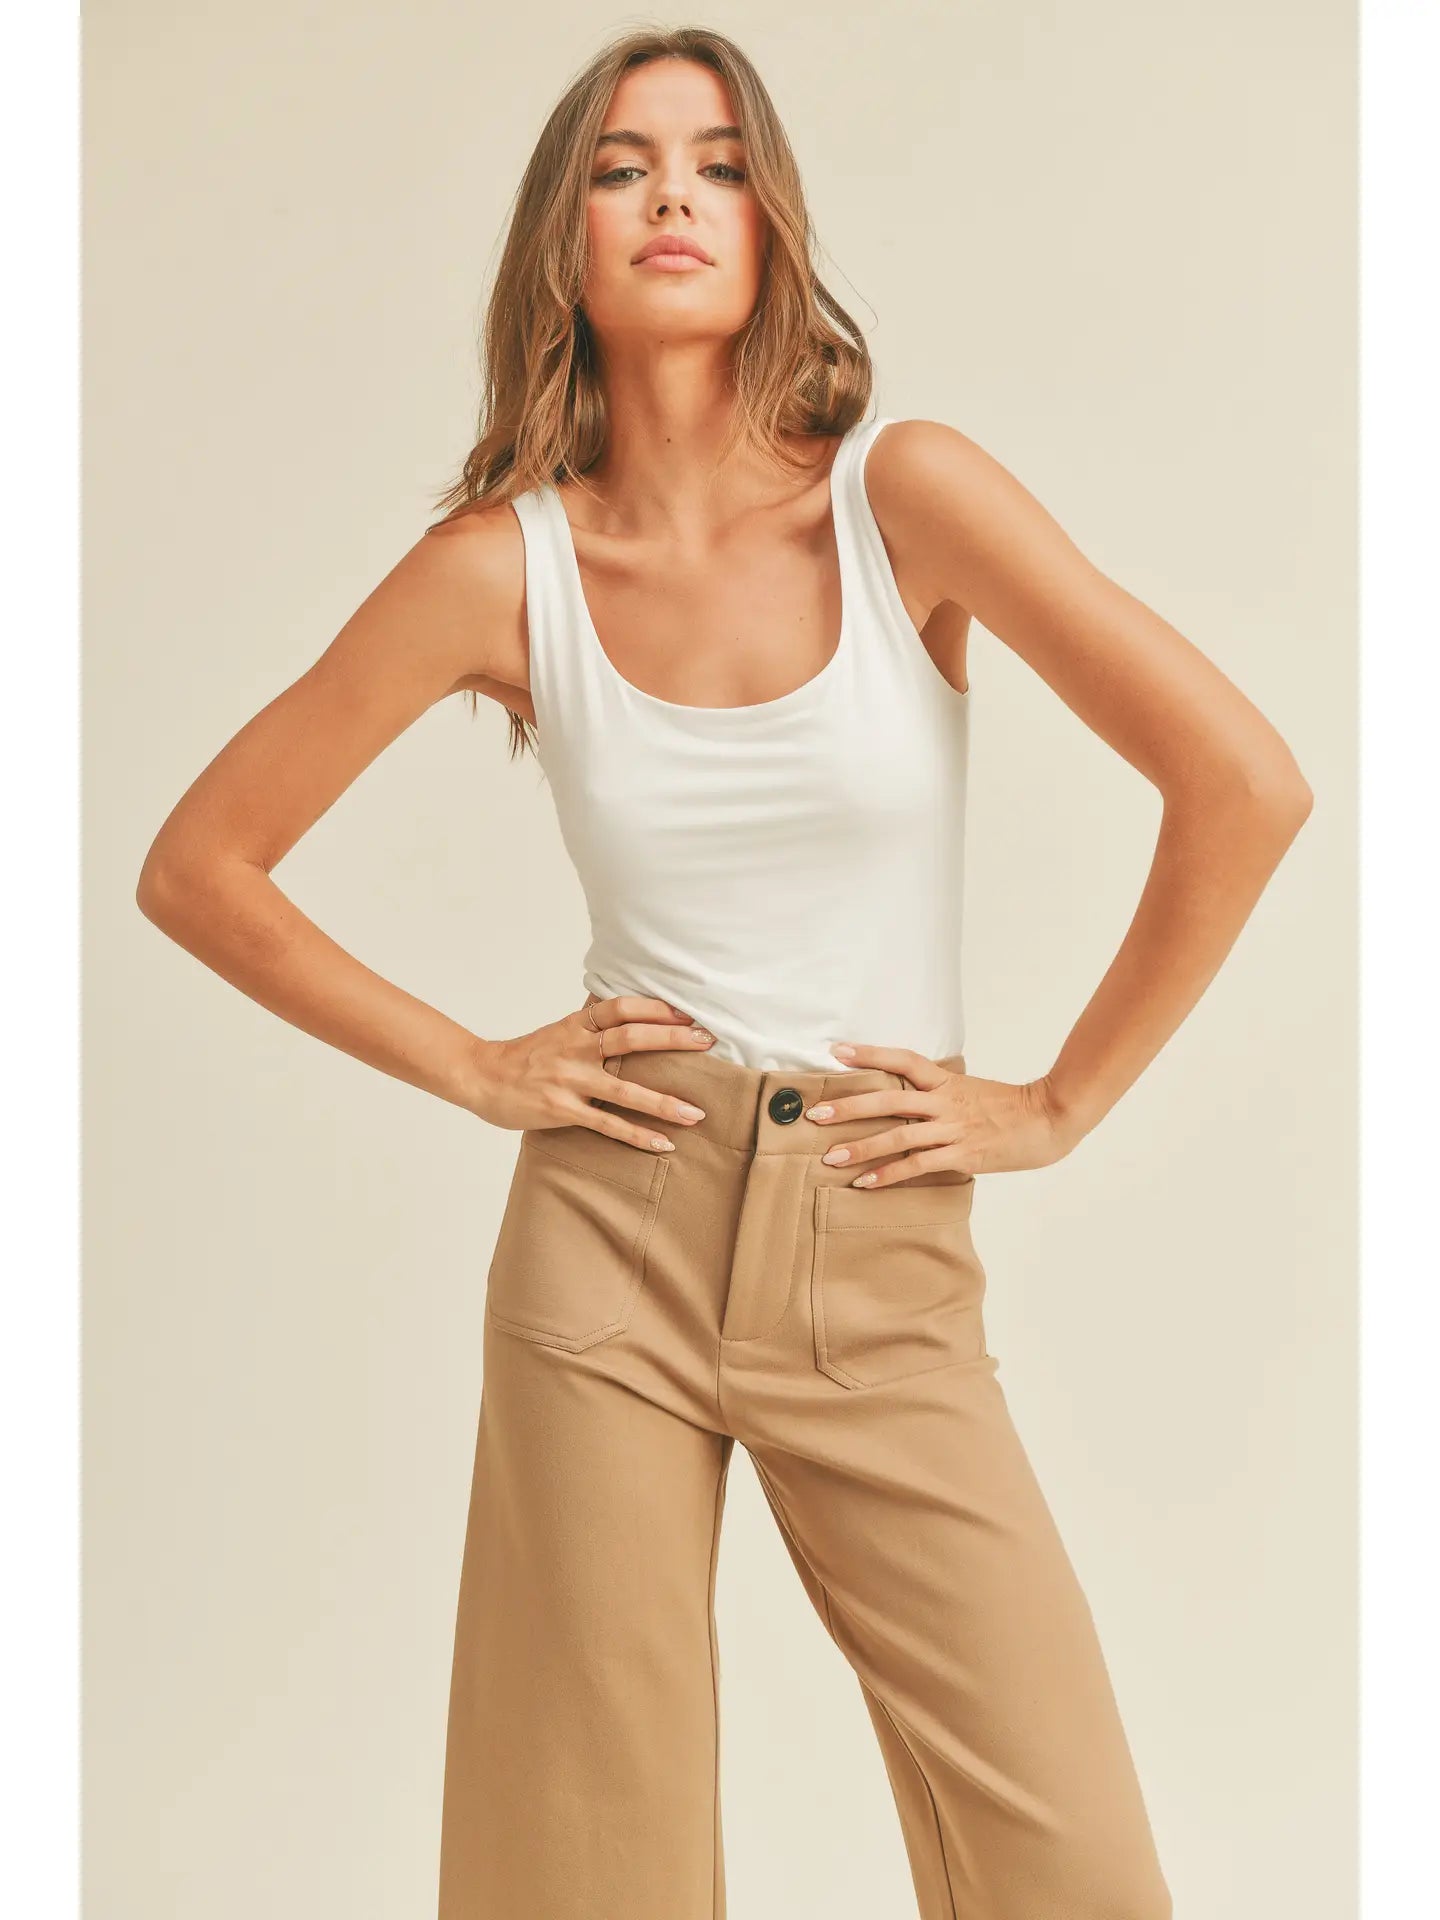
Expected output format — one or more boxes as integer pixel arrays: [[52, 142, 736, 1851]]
[[633, 252, 710, 271]]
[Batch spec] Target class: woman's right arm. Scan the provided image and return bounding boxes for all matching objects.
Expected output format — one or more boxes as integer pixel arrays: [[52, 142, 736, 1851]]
[[135, 510, 709, 1144]]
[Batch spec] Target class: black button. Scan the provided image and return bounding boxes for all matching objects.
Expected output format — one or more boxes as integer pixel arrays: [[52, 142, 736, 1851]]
[[767, 1086, 804, 1125]]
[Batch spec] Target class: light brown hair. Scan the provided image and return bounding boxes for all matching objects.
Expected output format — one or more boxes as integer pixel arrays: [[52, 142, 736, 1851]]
[[430, 24, 873, 760]]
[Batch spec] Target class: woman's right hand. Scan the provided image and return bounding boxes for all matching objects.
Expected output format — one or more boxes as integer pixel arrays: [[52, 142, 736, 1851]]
[[466, 994, 716, 1148]]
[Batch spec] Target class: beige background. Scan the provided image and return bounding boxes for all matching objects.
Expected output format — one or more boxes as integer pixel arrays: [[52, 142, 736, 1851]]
[[85, 2, 1355, 1914]]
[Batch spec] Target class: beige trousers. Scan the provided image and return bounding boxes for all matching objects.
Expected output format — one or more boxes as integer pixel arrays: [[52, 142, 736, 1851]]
[[438, 1044, 1172, 1919]]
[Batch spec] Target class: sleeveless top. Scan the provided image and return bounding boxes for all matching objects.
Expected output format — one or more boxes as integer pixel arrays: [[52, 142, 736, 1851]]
[[508, 415, 970, 1072]]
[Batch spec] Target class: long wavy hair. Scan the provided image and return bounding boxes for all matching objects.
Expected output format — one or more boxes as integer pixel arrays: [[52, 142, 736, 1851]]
[[430, 24, 873, 761]]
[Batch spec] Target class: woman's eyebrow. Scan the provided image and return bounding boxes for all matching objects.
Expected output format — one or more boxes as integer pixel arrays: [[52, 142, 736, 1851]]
[[594, 124, 744, 153]]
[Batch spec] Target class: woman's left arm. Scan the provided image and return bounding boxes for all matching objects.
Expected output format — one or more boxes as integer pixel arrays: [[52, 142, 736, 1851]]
[[826, 418, 1314, 1181]]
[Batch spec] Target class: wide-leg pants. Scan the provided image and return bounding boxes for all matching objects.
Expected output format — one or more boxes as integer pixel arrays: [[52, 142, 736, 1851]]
[[438, 1043, 1172, 1919]]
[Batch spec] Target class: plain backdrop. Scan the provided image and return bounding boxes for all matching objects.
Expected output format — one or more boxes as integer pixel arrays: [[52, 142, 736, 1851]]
[[84, 3, 1355, 1914]]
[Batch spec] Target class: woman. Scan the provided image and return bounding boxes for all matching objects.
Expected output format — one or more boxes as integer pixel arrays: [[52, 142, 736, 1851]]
[[137, 25, 1312, 1920]]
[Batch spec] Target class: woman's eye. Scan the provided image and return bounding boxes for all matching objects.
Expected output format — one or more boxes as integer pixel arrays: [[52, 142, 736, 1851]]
[[592, 161, 747, 189]]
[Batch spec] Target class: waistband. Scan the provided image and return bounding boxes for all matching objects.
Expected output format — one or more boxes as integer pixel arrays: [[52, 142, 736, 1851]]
[[599, 1044, 969, 1156]]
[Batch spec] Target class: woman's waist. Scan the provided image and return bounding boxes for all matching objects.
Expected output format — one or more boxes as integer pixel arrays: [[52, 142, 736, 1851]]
[[580, 968, 964, 1074]]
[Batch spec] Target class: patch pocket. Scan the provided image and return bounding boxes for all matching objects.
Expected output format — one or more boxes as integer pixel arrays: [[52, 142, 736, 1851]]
[[811, 1177, 986, 1388], [484, 1127, 668, 1351]]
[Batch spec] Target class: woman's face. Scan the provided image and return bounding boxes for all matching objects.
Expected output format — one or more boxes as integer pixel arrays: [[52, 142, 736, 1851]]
[[581, 59, 768, 351]]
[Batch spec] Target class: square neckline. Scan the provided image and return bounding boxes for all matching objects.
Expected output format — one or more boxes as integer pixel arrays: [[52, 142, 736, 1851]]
[[541, 422, 860, 720]]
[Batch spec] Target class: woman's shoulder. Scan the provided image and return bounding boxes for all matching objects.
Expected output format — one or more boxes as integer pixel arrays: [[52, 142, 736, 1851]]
[[865, 415, 990, 480], [863, 416, 1019, 543], [852, 418, 993, 670], [417, 498, 531, 702], [424, 491, 530, 550]]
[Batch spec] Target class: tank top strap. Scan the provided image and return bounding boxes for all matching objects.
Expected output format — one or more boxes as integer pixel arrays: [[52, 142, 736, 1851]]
[[509, 482, 609, 741], [830, 414, 953, 693], [829, 413, 902, 619]]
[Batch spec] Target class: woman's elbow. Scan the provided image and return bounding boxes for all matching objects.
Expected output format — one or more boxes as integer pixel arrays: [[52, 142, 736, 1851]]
[[1216, 742, 1315, 848], [135, 845, 185, 930], [1165, 738, 1315, 843], [1245, 746, 1315, 834], [135, 835, 219, 934]]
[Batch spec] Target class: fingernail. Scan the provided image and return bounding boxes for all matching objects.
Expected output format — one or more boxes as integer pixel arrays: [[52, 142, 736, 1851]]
[[806, 1104, 833, 1120], [690, 1027, 712, 1043], [670, 1005, 690, 1019], [852, 1171, 877, 1186], [822, 1146, 850, 1164], [651, 1135, 675, 1151], [676, 1102, 705, 1121], [831, 1043, 855, 1059]]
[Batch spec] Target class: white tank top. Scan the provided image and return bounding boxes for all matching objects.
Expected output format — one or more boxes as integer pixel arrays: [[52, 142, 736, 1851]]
[[509, 415, 970, 1072]]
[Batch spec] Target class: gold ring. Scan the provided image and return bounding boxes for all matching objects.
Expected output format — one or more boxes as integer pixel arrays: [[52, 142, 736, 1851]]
[[582, 1003, 607, 1058]]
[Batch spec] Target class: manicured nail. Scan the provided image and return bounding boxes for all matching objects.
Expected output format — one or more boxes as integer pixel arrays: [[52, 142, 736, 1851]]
[[651, 1135, 675, 1151], [852, 1171, 877, 1186], [690, 1027, 712, 1043], [806, 1104, 833, 1120], [670, 1005, 691, 1019], [676, 1102, 705, 1121], [831, 1043, 855, 1059], [822, 1146, 851, 1165]]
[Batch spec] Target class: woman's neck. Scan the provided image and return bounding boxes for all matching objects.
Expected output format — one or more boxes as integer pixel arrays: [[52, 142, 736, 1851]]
[[570, 373, 827, 540]]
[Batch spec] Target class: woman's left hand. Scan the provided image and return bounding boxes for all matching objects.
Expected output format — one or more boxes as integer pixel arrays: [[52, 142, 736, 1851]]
[[807, 1044, 1078, 1188]]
